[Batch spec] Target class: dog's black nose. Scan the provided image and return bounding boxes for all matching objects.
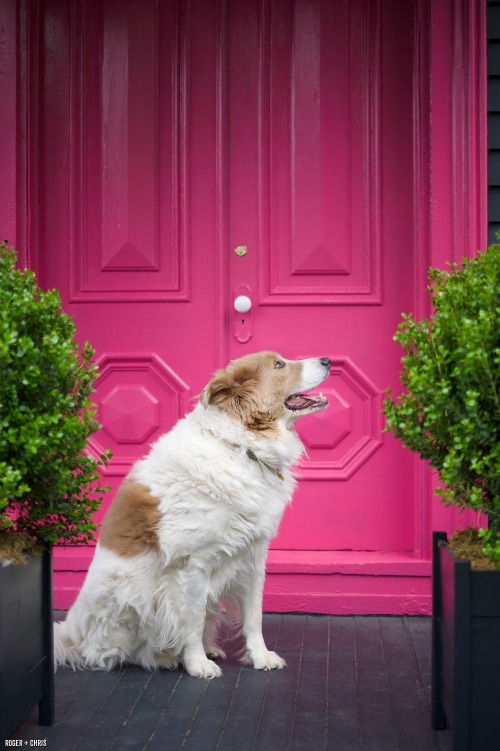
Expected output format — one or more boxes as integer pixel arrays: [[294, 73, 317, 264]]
[[320, 357, 330, 368]]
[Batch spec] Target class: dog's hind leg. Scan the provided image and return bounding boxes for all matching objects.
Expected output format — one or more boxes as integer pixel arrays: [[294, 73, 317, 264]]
[[54, 621, 84, 670], [154, 652, 180, 670]]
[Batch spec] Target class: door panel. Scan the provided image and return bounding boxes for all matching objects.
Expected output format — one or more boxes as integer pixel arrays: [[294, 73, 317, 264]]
[[73, 0, 186, 302], [267, 0, 380, 304]]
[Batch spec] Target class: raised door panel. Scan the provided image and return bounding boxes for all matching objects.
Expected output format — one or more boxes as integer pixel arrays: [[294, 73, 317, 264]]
[[263, 0, 381, 304], [88, 354, 189, 476], [71, 0, 188, 301]]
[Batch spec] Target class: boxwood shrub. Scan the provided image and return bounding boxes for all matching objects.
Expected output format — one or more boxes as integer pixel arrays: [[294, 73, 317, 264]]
[[0, 242, 110, 552], [383, 244, 500, 564]]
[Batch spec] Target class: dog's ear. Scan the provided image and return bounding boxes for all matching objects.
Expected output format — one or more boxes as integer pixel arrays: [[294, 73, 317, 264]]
[[200, 365, 258, 421], [199, 369, 234, 408]]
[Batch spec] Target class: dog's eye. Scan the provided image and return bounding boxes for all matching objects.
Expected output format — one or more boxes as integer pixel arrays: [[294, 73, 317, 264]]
[[275, 361, 285, 369]]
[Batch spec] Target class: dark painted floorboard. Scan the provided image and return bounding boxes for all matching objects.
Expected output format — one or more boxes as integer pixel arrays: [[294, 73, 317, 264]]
[[9, 615, 451, 751]]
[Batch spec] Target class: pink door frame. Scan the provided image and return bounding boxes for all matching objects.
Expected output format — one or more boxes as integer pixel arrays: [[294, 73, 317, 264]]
[[0, 0, 487, 614]]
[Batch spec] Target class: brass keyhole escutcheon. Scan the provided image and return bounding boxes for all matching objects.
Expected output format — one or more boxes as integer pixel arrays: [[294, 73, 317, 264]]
[[234, 245, 248, 257]]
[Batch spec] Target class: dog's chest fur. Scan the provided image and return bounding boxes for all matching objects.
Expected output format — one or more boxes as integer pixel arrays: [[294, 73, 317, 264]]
[[126, 404, 303, 567]]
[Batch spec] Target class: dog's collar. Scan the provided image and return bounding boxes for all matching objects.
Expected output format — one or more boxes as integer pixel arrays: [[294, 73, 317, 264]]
[[201, 424, 286, 482], [246, 449, 285, 482]]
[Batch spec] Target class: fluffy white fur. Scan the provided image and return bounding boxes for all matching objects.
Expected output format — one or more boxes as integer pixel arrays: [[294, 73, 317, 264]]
[[54, 352, 330, 678]]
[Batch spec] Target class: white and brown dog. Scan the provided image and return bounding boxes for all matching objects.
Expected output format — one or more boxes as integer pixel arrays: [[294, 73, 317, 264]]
[[54, 352, 330, 678]]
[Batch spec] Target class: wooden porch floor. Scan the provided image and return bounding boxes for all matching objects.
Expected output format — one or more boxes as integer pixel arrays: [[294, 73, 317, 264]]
[[11, 614, 451, 750]]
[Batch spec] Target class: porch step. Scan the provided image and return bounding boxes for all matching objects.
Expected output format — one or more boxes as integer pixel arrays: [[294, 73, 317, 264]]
[[264, 550, 432, 615], [52, 548, 432, 615]]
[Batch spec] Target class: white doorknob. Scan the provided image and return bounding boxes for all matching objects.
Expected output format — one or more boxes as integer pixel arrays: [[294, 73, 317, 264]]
[[234, 295, 252, 313]]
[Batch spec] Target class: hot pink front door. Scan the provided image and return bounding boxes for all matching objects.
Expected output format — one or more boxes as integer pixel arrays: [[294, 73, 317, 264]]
[[225, 0, 416, 557], [24, 0, 485, 612]]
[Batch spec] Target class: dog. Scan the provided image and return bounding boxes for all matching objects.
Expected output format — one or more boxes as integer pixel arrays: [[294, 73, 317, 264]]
[[54, 351, 330, 678]]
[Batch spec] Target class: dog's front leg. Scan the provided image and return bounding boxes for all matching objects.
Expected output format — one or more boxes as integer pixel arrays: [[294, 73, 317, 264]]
[[240, 544, 286, 671], [178, 559, 222, 679]]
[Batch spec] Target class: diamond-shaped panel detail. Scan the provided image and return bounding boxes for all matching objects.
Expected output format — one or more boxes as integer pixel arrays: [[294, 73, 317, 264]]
[[88, 354, 189, 475], [296, 357, 382, 479]]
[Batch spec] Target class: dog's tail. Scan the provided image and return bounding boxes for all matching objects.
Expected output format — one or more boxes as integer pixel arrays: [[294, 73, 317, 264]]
[[53, 620, 84, 670]]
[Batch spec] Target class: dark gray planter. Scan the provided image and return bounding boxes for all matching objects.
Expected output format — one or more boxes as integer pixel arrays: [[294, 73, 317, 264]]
[[432, 531, 500, 750], [0, 547, 55, 737]]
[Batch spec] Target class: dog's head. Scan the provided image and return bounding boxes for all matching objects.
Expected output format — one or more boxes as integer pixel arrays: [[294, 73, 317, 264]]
[[200, 351, 330, 431]]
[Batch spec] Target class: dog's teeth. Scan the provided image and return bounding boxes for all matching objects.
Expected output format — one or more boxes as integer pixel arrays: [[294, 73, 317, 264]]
[[319, 392, 324, 399]]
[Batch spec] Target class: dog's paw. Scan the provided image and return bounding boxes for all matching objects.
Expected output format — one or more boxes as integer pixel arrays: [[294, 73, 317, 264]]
[[204, 645, 226, 661], [249, 650, 287, 671], [155, 653, 179, 670], [184, 656, 222, 679]]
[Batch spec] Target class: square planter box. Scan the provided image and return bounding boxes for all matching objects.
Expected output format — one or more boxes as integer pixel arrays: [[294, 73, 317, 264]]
[[0, 547, 55, 738], [432, 531, 500, 750]]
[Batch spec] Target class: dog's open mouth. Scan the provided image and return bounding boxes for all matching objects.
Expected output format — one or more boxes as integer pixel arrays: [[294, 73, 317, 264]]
[[285, 391, 329, 412]]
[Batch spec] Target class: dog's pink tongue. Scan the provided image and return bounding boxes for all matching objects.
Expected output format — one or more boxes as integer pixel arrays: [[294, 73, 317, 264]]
[[286, 394, 310, 408]]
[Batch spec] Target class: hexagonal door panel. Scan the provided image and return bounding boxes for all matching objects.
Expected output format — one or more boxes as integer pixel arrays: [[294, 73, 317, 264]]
[[88, 354, 189, 475], [296, 357, 382, 479]]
